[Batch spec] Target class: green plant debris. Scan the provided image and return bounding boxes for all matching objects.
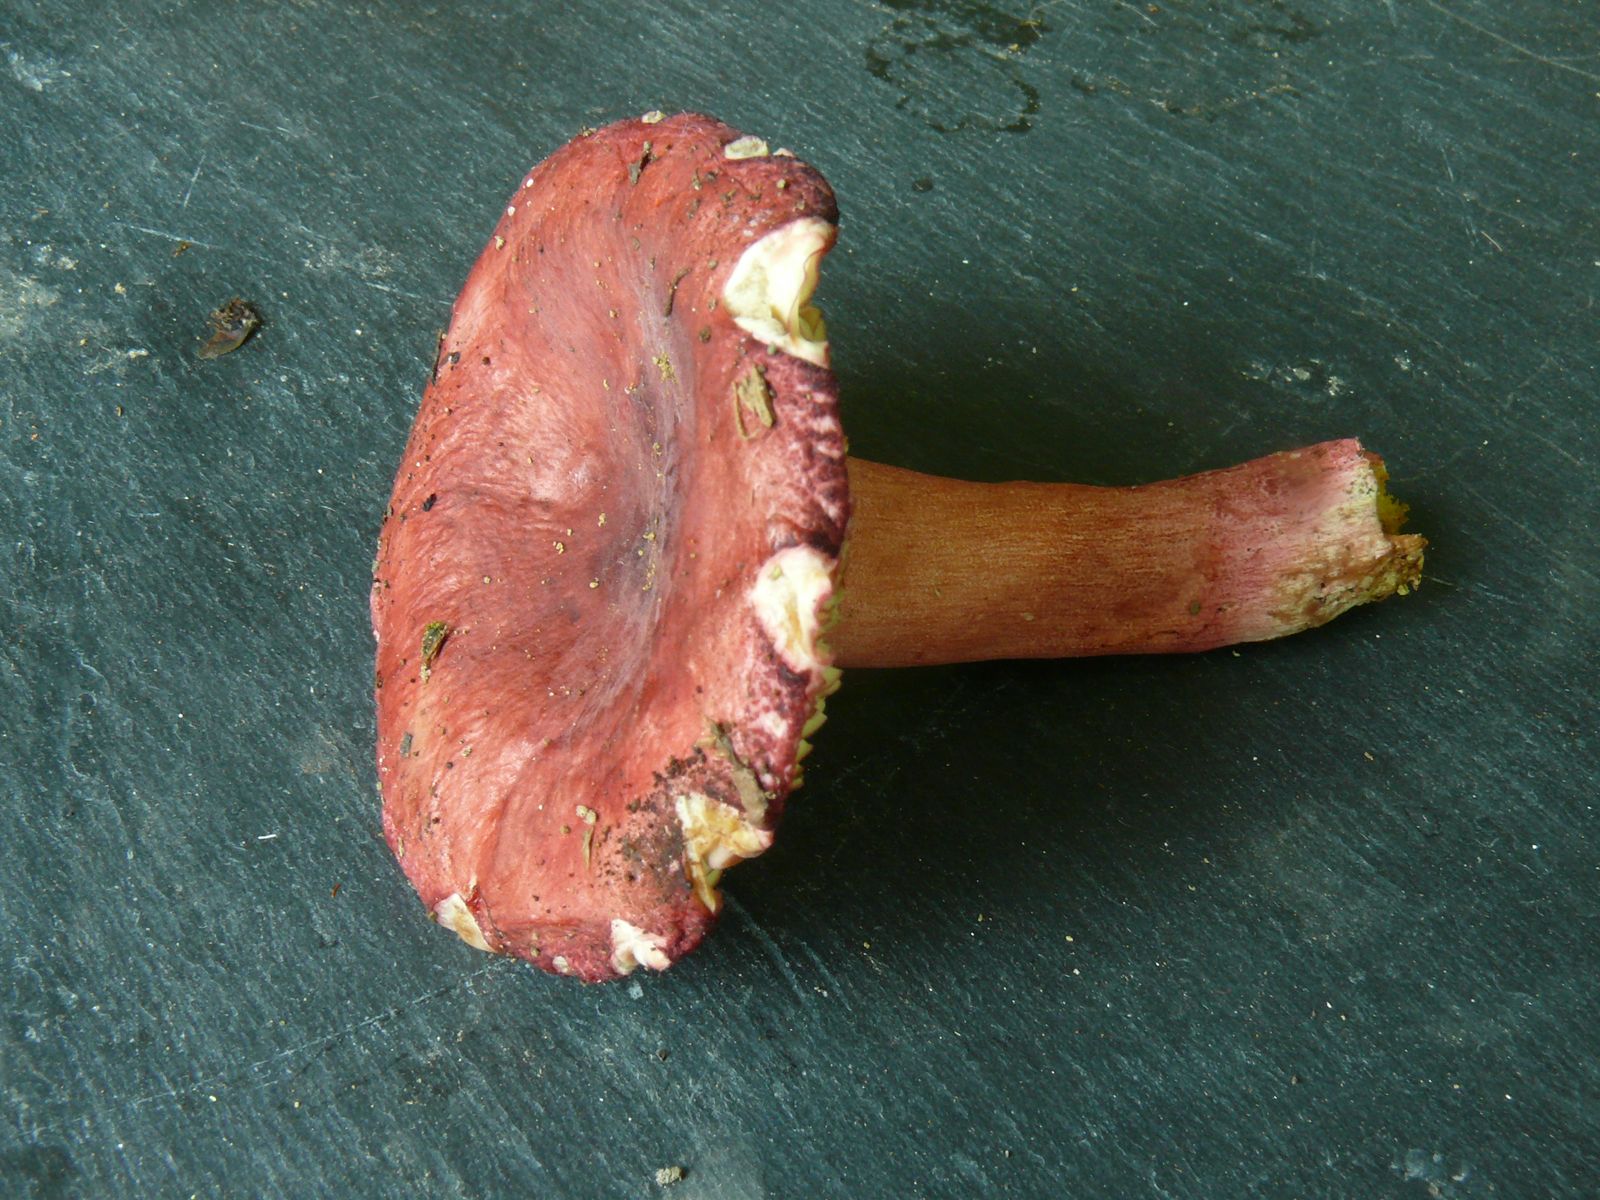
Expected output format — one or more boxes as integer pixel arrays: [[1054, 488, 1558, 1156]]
[[733, 365, 774, 439], [420, 621, 451, 681], [577, 804, 598, 868], [705, 721, 774, 818]]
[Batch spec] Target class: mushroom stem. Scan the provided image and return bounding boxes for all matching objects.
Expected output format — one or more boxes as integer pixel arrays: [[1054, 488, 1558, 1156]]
[[829, 438, 1425, 669]]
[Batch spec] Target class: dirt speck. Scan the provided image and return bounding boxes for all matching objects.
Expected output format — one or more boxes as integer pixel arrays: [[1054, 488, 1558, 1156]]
[[197, 298, 262, 359]]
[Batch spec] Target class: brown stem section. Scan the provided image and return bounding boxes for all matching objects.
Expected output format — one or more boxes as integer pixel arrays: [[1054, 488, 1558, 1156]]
[[829, 439, 1425, 669]]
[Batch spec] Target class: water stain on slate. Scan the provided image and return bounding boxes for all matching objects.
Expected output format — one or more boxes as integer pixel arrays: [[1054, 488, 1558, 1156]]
[[1060, 2, 1316, 121], [1232, 2, 1320, 48], [865, 0, 1047, 134], [1160, 81, 1301, 121], [0, 1145, 79, 1200]]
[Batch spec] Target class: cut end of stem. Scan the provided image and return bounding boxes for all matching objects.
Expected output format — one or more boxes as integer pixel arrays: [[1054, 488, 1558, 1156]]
[[1269, 447, 1425, 633], [1369, 453, 1413, 538]]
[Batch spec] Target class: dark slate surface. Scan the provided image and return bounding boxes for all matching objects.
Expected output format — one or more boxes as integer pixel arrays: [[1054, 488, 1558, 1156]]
[[3, 2, 1596, 1196]]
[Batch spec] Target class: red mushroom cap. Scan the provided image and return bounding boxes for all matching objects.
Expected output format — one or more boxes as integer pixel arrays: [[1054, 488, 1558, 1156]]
[[371, 113, 848, 981]]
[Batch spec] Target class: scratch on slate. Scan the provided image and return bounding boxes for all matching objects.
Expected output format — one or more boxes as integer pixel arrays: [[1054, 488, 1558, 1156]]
[[1457, 478, 1572, 569], [1399, 450, 1468, 485], [1117, 0, 1158, 28], [722, 893, 809, 1006], [362, 278, 450, 306], [181, 151, 206, 210], [1423, 1, 1600, 83], [826, 676, 973, 795], [1504, 352, 1555, 400], [1523, 427, 1589, 474], [113, 220, 271, 262], [114, 220, 223, 250], [791, 935, 852, 1010], [21, 959, 513, 1140]]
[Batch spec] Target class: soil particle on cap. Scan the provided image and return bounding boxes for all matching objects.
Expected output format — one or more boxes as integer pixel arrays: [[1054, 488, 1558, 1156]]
[[654, 1165, 685, 1187], [429, 331, 448, 381], [662, 267, 692, 316], [629, 141, 655, 185]]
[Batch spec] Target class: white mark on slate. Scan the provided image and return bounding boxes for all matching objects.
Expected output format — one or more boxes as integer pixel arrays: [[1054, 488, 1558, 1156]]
[[0, 268, 61, 340], [6, 47, 72, 91], [85, 347, 154, 377], [1393, 1147, 1472, 1192]]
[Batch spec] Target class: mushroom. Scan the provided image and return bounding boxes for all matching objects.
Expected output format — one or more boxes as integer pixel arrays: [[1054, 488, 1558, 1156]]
[[371, 113, 1424, 981]]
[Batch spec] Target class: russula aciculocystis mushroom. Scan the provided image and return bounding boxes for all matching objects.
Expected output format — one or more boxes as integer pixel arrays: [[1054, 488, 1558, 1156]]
[[371, 113, 1424, 981]]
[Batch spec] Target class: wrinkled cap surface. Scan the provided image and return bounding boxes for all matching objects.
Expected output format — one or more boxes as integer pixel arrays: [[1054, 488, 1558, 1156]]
[[371, 113, 848, 981]]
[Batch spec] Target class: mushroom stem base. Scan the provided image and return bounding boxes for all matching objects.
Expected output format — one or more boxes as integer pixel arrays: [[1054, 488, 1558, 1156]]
[[829, 439, 1425, 669]]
